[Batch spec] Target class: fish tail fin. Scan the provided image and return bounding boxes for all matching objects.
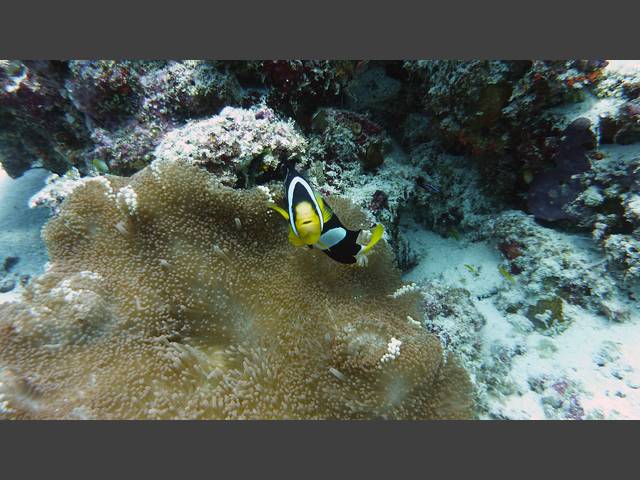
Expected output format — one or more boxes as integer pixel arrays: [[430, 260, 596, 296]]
[[355, 224, 384, 267], [361, 223, 384, 255]]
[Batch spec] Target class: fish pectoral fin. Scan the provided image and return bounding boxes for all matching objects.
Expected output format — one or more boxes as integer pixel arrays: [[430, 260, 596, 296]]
[[360, 223, 384, 255], [268, 203, 289, 221], [288, 226, 305, 247]]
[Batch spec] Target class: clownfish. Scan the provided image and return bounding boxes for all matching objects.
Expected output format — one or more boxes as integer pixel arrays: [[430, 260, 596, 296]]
[[268, 167, 384, 265]]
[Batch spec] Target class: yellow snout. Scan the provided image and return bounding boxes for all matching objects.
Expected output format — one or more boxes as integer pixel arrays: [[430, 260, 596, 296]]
[[295, 202, 321, 245]]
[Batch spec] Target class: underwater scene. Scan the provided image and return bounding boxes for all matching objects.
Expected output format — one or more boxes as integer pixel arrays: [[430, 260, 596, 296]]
[[1, 60, 640, 420]]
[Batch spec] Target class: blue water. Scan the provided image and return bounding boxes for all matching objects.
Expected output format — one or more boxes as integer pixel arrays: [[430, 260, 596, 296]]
[[0, 169, 50, 279]]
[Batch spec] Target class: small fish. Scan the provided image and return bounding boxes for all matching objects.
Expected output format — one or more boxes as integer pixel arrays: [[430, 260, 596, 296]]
[[498, 265, 516, 283], [447, 228, 461, 241], [268, 167, 384, 265], [92, 158, 109, 174], [416, 177, 440, 193], [464, 264, 479, 276]]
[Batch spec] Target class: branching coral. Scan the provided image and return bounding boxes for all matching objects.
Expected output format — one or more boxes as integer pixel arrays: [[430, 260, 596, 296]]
[[0, 160, 473, 419]]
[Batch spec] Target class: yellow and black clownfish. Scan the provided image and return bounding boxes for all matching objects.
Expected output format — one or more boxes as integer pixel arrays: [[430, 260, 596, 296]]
[[268, 167, 384, 265]]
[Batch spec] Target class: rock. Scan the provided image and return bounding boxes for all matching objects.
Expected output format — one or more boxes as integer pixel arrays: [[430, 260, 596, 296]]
[[614, 99, 640, 145], [593, 341, 622, 367], [527, 118, 595, 222], [0, 278, 16, 293], [527, 297, 565, 331], [542, 395, 563, 409], [2, 256, 19, 272], [345, 65, 403, 116]]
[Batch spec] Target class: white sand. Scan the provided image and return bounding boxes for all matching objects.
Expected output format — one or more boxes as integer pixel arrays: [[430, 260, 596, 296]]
[[605, 60, 640, 76], [402, 221, 504, 298], [401, 220, 640, 419]]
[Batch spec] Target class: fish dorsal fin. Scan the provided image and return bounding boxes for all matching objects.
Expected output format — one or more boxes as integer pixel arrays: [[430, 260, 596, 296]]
[[268, 203, 290, 221], [315, 193, 332, 223]]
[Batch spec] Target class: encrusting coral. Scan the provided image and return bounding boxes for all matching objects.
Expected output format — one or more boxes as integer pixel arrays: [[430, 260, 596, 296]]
[[469, 210, 621, 322], [0, 159, 473, 419], [153, 105, 307, 187], [566, 144, 640, 283]]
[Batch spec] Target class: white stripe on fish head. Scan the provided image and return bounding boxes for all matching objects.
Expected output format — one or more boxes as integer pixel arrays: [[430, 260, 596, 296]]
[[287, 176, 324, 236]]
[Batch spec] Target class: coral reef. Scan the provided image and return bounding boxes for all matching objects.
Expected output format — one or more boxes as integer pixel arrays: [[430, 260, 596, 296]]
[[153, 105, 307, 187], [403, 60, 583, 156], [403, 60, 609, 206], [470, 210, 618, 318], [309, 108, 390, 171], [343, 64, 406, 123], [77, 60, 244, 175], [65, 61, 149, 127], [526, 117, 596, 222], [241, 60, 356, 126], [607, 99, 640, 145], [302, 108, 420, 244], [0, 160, 473, 419], [407, 143, 503, 236], [596, 61, 640, 146], [28, 167, 87, 215], [567, 144, 640, 282], [0, 60, 244, 178], [136, 60, 241, 124], [420, 281, 485, 374], [0, 60, 91, 177], [4, 59, 640, 420], [90, 121, 160, 175], [400, 211, 639, 419]]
